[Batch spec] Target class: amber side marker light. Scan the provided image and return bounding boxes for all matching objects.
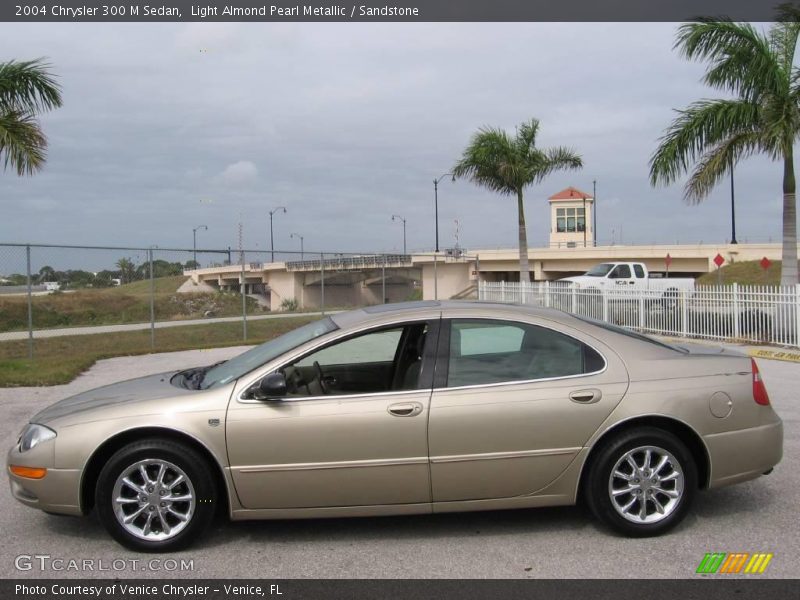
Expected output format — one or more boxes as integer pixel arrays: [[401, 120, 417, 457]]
[[9, 465, 47, 479]]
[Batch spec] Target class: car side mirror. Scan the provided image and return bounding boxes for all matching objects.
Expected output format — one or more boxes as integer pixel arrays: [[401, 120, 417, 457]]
[[255, 372, 287, 400]]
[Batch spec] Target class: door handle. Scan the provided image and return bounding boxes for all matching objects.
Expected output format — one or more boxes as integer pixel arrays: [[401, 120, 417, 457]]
[[569, 389, 602, 404], [388, 402, 423, 417]]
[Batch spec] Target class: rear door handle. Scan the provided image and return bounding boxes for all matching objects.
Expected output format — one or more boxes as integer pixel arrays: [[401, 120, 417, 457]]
[[569, 389, 602, 404], [388, 402, 423, 417]]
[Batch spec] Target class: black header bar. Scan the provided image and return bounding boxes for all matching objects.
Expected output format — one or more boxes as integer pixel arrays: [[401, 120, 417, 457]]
[[1, 1, 795, 23]]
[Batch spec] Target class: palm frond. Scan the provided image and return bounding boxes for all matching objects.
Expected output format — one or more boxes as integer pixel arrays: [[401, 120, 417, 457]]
[[770, 17, 800, 89], [0, 58, 62, 113], [452, 127, 518, 195], [534, 147, 583, 182], [677, 20, 779, 101], [684, 131, 762, 203], [0, 110, 47, 176], [514, 119, 540, 155], [649, 99, 761, 187]]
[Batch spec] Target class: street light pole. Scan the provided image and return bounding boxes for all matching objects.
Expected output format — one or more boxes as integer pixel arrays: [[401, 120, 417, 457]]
[[392, 214, 407, 254], [729, 158, 738, 244], [192, 225, 207, 266], [434, 173, 454, 253], [290, 232, 304, 261], [268, 206, 287, 262], [592, 179, 597, 247], [582, 196, 587, 247]]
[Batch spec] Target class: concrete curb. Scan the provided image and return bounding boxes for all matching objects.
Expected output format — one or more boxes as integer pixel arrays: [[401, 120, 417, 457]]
[[747, 348, 800, 364]]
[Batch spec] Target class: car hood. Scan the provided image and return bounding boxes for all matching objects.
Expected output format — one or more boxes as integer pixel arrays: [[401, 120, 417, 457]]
[[31, 371, 188, 424]]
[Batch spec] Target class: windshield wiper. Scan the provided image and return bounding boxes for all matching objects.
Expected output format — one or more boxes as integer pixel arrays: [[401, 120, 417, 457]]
[[182, 361, 226, 390], [195, 360, 228, 390]]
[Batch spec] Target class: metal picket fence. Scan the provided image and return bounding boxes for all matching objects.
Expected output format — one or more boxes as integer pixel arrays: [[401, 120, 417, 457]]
[[479, 280, 800, 348]]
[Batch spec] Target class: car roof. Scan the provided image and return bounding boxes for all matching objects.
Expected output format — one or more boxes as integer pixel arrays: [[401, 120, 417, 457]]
[[329, 300, 582, 330]]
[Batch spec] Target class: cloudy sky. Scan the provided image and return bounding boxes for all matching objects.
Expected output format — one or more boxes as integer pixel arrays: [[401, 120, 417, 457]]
[[0, 22, 787, 256]]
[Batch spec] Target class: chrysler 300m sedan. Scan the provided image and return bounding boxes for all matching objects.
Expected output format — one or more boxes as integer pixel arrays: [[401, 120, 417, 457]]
[[8, 301, 783, 551]]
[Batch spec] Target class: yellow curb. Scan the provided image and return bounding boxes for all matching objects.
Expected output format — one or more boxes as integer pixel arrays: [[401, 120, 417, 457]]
[[748, 348, 800, 364]]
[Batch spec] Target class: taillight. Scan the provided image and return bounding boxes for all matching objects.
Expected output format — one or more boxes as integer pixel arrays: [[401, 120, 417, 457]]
[[752, 359, 770, 406]]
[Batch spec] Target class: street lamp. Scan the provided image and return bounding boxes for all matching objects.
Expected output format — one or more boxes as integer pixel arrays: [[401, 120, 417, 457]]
[[434, 173, 455, 253], [192, 225, 207, 267], [391, 214, 407, 254], [290, 232, 304, 261], [268, 206, 287, 262], [592, 180, 597, 247], [729, 158, 738, 244], [582, 196, 587, 247]]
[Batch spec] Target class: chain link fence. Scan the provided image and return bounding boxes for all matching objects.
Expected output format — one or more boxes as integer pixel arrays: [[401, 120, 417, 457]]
[[0, 243, 479, 367]]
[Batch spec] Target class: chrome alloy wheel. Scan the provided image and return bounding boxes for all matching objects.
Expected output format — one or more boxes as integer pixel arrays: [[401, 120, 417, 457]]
[[608, 445, 684, 524], [111, 459, 195, 541]]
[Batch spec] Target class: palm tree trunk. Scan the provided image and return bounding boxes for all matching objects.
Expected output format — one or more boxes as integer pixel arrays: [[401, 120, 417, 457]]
[[517, 189, 531, 282], [781, 148, 798, 286]]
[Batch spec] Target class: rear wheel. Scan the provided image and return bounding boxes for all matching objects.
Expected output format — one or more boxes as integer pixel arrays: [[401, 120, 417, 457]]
[[95, 439, 217, 552], [585, 427, 697, 537]]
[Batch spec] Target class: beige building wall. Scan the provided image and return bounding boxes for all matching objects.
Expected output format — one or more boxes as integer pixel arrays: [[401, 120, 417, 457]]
[[550, 198, 594, 247]]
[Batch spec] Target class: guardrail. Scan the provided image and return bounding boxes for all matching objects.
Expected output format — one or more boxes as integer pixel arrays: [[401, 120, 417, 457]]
[[479, 280, 800, 348]]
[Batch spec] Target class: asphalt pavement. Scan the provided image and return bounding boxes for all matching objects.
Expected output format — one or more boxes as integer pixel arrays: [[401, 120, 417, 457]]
[[0, 346, 796, 579]]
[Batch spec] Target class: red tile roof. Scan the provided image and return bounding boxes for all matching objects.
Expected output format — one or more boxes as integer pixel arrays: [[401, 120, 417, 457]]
[[548, 186, 593, 201]]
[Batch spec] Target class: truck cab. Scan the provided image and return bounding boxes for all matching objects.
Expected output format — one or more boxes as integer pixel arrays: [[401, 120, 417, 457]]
[[583, 262, 648, 286]]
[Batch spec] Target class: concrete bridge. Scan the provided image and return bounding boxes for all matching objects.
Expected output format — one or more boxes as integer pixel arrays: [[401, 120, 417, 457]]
[[186, 242, 788, 311]]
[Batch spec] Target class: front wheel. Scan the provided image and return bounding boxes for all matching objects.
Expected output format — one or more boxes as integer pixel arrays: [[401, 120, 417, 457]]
[[585, 427, 697, 537], [95, 439, 217, 552]]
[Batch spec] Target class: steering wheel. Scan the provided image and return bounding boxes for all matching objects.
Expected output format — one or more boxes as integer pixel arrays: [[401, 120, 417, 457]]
[[313, 361, 329, 394]]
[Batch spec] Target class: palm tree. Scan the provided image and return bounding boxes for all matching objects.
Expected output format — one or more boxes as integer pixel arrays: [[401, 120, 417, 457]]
[[115, 258, 136, 284], [0, 58, 62, 176], [649, 11, 800, 285], [453, 119, 583, 281]]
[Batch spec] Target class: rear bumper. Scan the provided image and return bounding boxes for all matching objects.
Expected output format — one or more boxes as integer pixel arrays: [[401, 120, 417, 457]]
[[704, 420, 783, 488]]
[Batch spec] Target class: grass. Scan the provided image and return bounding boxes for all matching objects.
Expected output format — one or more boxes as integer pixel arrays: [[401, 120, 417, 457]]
[[0, 276, 259, 332], [696, 260, 793, 286], [0, 315, 317, 387], [109, 275, 188, 296]]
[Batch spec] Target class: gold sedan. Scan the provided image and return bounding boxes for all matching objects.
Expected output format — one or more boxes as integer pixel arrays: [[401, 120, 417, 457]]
[[7, 301, 782, 551]]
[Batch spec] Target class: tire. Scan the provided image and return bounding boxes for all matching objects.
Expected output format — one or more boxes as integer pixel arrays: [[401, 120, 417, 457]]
[[95, 438, 217, 552], [585, 427, 697, 537]]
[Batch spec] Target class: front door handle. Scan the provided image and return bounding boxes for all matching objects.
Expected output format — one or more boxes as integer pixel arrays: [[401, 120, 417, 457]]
[[569, 389, 602, 404], [388, 402, 423, 417]]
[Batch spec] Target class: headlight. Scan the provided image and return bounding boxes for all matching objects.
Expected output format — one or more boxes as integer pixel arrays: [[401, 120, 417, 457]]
[[18, 424, 56, 453]]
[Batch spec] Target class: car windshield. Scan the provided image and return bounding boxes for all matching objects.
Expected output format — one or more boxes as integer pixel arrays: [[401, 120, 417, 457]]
[[585, 263, 615, 277], [199, 317, 339, 389]]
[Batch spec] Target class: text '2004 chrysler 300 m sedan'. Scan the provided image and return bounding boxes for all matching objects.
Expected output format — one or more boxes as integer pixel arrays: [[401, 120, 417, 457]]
[[7, 301, 783, 552]]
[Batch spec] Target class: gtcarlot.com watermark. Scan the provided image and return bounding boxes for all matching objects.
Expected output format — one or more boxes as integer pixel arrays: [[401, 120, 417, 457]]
[[15, 554, 194, 572]]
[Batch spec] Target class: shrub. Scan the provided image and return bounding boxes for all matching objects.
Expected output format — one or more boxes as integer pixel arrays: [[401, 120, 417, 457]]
[[280, 298, 299, 312]]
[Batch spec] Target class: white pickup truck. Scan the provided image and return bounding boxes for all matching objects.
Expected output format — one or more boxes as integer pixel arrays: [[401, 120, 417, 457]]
[[560, 262, 695, 300]]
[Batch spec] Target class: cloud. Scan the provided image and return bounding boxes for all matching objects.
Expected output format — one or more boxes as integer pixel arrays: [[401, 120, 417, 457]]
[[215, 161, 259, 186]]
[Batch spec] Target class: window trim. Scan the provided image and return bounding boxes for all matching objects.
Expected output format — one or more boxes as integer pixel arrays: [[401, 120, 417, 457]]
[[436, 317, 608, 392], [237, 317, 441, 404]]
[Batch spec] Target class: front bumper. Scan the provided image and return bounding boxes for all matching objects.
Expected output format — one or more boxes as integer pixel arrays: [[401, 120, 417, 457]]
[[705, 419, 783, 488], [7, 440, 82, 516]]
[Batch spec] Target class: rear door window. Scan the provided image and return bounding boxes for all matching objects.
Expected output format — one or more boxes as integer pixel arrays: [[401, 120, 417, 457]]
[[446, 319, 604, 387]]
